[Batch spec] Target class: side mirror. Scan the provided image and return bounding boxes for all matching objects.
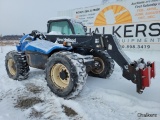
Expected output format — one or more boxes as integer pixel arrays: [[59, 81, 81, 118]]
[[83, 26, 87, 32], [47, 23, 49, 33]]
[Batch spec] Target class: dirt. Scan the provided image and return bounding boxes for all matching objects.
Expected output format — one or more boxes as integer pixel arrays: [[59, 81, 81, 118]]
[[62, 105, 78, 117], [15, 97, 44, 109], [25, 83, 43, 94], [29, 108, 43, 118]]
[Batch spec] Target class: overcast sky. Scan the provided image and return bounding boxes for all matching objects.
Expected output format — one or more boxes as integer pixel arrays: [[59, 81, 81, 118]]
[[0, 0, 101, 35]]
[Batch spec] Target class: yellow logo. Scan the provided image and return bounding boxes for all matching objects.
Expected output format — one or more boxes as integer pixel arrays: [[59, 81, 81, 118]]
[[94, 5, 132, 26]]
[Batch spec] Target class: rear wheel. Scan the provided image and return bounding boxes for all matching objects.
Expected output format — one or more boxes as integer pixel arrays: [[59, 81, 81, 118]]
[[89, 50, 114, 78], [5, 51, 30, 80], [45, 52, 87, 98]]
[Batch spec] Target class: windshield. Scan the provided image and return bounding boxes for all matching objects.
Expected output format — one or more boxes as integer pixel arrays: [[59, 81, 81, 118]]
[[72, 21, 85, 35], [49, 21, 72, 35]]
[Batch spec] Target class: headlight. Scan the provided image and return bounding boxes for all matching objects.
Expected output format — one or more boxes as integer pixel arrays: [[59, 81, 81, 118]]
[[95, 38, 99, 43], [63, 41, 72, 47]]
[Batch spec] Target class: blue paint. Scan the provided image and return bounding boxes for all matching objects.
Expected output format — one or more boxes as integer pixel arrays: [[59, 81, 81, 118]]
[[16, 34, 34, 52], [16, 34, 72, 54], [24, 44, 72, 54]]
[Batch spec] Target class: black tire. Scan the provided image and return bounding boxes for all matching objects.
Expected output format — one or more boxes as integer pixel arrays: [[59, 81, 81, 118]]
[[89, 50, 114, 78], [45, 52, 87, 99], [5, 51, 30, 80]]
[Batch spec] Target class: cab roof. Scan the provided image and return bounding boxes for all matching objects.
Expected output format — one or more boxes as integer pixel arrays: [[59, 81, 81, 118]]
[[47, 16, 82, 23], [48, 16, 72, 21]]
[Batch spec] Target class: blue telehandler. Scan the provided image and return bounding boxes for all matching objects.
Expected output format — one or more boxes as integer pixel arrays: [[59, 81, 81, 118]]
[[5, 17, 155, 98]]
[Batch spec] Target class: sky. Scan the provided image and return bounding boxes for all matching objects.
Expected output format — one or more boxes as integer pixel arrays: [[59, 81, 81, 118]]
[[0, 0, 102, 35]]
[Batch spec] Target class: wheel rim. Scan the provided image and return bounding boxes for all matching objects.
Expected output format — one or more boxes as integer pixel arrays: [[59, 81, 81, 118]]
[[51, 63, 70, 89], [8, 59, 16, 76], [91, 57, 105, 74]]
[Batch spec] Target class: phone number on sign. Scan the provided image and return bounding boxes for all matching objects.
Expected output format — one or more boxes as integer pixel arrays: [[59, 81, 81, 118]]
[[121, 45, 151, 49]]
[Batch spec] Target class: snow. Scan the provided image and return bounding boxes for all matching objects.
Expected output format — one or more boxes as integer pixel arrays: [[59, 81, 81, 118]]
[[25, 40, 57, 53], [48, 16, 72, 21], [47, 31, 62, 35], [0, 46, 160, 120], [25, 40, 71, 54]]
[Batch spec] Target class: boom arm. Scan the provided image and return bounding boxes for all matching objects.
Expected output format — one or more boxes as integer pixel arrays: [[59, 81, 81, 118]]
[[72, 34, 155, 94], [102, 34, 155, 93]]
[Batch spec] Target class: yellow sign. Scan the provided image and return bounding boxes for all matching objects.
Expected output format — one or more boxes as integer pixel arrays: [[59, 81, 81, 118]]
[[72, 0, 160, 50], [94, 5, 132, 26]]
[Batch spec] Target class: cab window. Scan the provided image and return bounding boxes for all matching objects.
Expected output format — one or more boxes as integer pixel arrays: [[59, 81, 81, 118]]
[[49, 21, 72, 35]]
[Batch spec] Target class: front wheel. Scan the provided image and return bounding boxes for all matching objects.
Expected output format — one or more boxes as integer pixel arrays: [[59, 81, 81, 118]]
[[5, 51, 30, 80], [89, 50, 115, 78], [45, 52, 87, 98]]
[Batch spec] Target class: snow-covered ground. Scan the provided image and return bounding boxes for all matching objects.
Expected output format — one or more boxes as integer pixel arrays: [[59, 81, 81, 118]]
[[0, 46, 159, 120]]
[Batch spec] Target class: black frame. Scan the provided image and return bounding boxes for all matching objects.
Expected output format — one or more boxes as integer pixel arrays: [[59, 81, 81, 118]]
[[47, 19, 75, 34]]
